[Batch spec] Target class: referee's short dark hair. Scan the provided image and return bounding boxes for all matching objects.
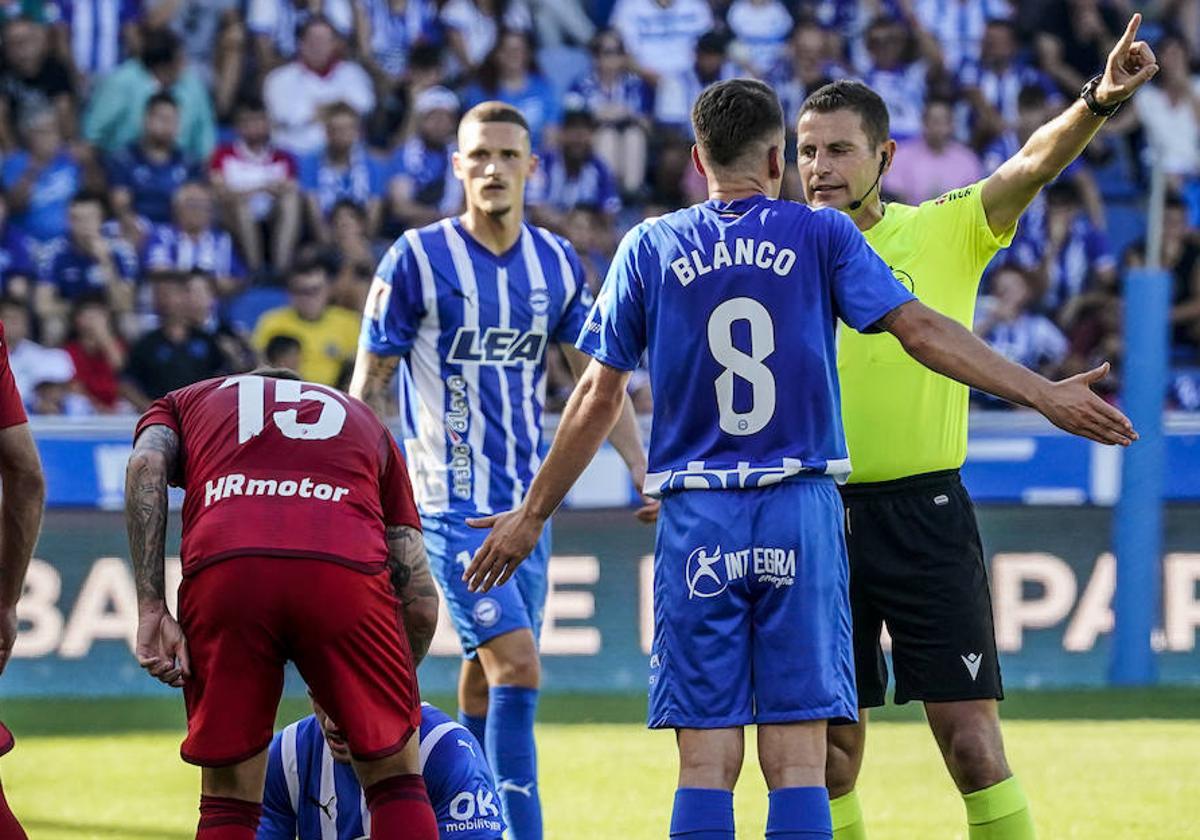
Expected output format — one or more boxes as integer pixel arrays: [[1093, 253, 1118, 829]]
[[691, 78, 784, 169], [799, 80, 891, 149]]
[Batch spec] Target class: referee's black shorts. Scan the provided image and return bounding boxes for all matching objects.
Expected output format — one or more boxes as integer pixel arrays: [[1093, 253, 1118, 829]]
[[838, 469, 1003, 708]]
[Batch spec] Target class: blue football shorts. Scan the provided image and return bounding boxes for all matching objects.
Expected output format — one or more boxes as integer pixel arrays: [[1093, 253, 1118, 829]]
[[647, 477, 858, 729], [422, 512, 550, 658]]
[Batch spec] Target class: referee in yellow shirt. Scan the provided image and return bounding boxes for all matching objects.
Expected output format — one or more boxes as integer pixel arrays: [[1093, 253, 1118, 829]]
[[795, 15, 1158, 840]]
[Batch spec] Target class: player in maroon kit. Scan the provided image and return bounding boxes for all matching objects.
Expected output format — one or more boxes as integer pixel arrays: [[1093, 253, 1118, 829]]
[[0, 319, 46, 839], [126, 368, 440, 840]]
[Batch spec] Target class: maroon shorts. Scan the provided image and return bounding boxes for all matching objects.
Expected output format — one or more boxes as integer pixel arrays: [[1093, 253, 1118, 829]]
[[177, 556, 420, 767], [0, 721, 13, 757]]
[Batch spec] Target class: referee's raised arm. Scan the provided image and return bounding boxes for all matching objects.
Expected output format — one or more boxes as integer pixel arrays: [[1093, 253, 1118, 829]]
[[980, 13, 1158, 235]]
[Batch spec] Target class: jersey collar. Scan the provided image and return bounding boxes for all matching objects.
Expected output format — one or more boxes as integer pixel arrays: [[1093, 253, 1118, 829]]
[[704, 193, 771, 220]]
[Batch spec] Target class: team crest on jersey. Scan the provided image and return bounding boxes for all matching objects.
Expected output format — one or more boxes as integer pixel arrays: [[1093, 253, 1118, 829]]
[[448, 327, 547, 365], [529, 288, 551, 315]]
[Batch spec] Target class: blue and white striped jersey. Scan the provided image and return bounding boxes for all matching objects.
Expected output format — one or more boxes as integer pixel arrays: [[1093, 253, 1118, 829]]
[[361, 217, 591, 516], [578, 196, 914, 495], [259, 704, 504, 840]]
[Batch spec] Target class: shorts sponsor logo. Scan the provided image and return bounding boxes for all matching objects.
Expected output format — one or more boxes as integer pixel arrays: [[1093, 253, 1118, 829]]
[[934, 494, 950, 506], [447, 787, 502, 833], [473, 597, 501, 628], [685, 545, 726, 599], [203, 473, 350, 507], [687, 544, 798, 598]]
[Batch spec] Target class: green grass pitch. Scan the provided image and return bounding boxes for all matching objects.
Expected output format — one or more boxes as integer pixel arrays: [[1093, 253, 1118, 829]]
[[2, 690, 1198, 839]]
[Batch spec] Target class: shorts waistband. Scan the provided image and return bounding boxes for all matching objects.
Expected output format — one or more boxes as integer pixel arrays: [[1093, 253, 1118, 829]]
[[837, 468, 961, 498]]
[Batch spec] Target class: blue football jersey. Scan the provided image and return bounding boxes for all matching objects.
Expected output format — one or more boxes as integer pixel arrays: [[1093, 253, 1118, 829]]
[[259, 704, 504, 840], [578, 195, 914, 495], [361, 217, 591, 516]]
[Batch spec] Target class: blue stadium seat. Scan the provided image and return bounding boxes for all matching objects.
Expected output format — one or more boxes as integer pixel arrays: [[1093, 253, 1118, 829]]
[[224, 287, 288, 334]]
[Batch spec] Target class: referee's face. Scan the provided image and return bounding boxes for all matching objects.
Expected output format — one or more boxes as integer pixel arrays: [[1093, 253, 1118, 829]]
[[454, 120, 537, 219], [795, 109, 887, 211]]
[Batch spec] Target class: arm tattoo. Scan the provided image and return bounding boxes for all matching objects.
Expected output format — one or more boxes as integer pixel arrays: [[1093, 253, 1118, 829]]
[[356, 354, 400, 420], [125, 425, 179, 606], [386, 524, 439, 661]]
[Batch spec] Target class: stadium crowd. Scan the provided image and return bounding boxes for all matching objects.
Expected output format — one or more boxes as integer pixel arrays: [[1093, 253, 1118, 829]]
[[0, 0, 1198, 416]]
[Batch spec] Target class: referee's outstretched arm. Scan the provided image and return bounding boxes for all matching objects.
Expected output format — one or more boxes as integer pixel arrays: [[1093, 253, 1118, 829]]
[[879, 300, 1136, 446], [981, 13, 1157, 236]]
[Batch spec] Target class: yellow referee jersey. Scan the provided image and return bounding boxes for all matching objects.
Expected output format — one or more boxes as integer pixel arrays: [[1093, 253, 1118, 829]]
[[838, 180, 1017, 483]]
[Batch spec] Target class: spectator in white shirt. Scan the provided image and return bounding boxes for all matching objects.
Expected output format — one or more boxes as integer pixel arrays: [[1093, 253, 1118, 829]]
[[726, 0, 794, 78], [262, 16, 375, 157], [610, 0, 713, 83], [209, 98, 302, 276], [1132, 32, 1200, 192], [655, 30, 737, 131], [440, 0, 532, 77]]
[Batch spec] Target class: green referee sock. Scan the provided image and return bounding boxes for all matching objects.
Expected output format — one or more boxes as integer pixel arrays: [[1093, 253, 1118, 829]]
[[963, 776, 1036, 839], [830, 790, 867, 840]]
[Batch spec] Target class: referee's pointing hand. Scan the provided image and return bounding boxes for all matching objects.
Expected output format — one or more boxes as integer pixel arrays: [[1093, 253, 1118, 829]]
[[1094, 13, 1159, 108], [1035, 362, 1137, 446]]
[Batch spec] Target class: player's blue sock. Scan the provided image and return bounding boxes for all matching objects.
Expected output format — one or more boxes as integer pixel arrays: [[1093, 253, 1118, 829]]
[[670, 788, 735, 838], [766, 787, 833, 839], [485, 685, 541, 840], [458, 711, 487, 757]]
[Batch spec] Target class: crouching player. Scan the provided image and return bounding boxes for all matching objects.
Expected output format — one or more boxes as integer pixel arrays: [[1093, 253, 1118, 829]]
[[259, 699, 504, 840], [125, 368, 441, 840]]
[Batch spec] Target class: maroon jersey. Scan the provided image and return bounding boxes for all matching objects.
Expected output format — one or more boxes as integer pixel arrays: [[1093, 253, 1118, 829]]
[[0, 322, 27, 430], [135, 374, 419, 576]]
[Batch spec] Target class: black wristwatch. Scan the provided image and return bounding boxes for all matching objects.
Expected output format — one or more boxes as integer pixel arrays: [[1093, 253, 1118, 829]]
[[1080, 74, 1122, 117]]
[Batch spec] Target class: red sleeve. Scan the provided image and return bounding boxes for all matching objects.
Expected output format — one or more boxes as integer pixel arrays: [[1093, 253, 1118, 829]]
[[134, 395, 181, 442], [281, 150, 298, 179], [380, 433, 421, 530], [209, 144, 230, 175], [0, 324, 28, 429]]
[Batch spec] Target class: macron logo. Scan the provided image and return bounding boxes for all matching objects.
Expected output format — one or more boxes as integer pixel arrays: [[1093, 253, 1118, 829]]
[[961, 652, 983, 681], [203, 473, 351, 507]]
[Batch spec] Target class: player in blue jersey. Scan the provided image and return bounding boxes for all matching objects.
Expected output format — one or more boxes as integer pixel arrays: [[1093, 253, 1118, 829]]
[[464, 79, 1134, 838], [349, 101, 650, 840], [259, 700, 504, 840]]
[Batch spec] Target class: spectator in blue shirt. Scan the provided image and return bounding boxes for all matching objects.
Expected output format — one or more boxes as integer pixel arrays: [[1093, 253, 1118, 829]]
[[462, 29, 560, 151], [0, 193, 37, 301], [569, 28, 653, 196], [527, 107, 621, 232], [36, 192, 138, 323], [106, 91, 203, 248], [387, 85, 462, 231], [2, 106, 83, 244], [143, 180, 243, 296], [298, 101, 388, 242]]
